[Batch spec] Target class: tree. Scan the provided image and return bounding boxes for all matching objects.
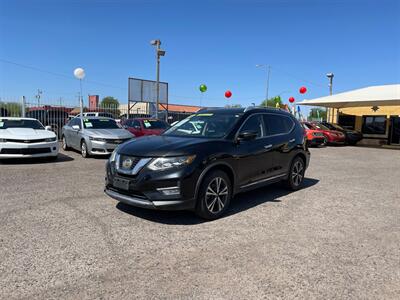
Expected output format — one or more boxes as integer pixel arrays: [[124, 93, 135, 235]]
[[260, 96, 282, 108], [100, 96, 119, 108], [99, 96, 120, 117], [308, 108, 327, 121]]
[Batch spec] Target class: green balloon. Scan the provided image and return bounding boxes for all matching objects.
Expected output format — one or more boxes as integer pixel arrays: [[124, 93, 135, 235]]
[[199, 84, 207, 93]]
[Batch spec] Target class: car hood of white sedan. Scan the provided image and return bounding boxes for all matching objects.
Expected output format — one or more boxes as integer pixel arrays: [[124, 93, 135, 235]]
[[0, 128, 56, 140]]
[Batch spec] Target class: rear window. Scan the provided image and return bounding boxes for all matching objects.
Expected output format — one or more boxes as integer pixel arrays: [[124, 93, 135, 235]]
[[263, 114, 294, 135]]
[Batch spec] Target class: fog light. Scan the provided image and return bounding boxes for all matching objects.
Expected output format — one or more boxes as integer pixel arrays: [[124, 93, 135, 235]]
[[157, 186, 180, 196]]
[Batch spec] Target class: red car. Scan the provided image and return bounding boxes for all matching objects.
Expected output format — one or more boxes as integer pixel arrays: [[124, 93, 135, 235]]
[[121, 118, 169, 137], [305, 121, 346, 145], [301, 122, 326, 147]]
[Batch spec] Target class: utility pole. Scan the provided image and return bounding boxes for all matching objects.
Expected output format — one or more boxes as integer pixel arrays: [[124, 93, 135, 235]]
[[35, 89, 42, 107], [256, 64, 271, 106], [326, 73, 334, 122], [150, 39, 166, 119]]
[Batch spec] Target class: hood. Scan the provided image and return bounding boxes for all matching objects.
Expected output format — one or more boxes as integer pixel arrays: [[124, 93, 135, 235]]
[[0, 128, 56, 140], [84, 128, 134, 139], [118, 135, 213, 157]]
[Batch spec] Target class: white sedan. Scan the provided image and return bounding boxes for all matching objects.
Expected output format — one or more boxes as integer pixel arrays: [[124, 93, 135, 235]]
[[0, 117, 59, 159]]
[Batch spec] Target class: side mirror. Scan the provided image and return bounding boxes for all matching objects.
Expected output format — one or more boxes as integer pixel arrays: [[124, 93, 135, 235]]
[[45, 126, 52, 131], [237, 131, 258, 142], [72, 125, 80, 131]]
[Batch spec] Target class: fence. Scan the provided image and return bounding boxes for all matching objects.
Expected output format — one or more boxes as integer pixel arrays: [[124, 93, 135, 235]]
[[0, 98, 195, 139]]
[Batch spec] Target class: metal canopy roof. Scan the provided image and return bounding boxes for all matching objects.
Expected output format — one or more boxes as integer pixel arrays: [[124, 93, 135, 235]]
[[297, 84, 400, 108]]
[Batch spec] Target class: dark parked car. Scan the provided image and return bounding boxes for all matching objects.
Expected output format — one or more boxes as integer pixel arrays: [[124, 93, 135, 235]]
[[319, 121, 363, 145], [105, 107, 310, 220], [26, 108, 69, 138]]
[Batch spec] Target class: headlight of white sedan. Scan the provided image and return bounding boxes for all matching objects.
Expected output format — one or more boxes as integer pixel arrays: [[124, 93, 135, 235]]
[[147, 155, 196, 171], [45, 137, 57, 142]]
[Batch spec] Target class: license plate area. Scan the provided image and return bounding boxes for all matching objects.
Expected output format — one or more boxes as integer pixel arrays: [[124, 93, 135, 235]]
[[113, 177, 130, 190]]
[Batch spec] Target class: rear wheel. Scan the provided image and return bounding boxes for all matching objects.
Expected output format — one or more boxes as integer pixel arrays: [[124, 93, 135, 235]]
[[81, 140, 90, 158], [196, 170, 232, 220], [283, 156, 305, 190]]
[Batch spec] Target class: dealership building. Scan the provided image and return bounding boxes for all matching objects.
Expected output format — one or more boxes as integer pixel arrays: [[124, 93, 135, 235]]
[[299, 84, 400, 146]]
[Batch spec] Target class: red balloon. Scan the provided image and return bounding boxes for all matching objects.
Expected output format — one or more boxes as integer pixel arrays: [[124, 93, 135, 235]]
[[289, 96, 295, 103], [299, 86, 307, 94], [224, 90, 232, 98]]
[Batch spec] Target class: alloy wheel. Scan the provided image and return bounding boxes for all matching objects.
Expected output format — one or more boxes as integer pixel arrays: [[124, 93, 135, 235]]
[[291, 160, 304, 186], [205, 177, 228, 214], [81, 142, 87, 158]]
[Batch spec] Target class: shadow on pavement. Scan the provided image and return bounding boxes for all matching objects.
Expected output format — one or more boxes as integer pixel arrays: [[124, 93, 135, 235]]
[[0, 152, 74, 165], [116, 177, 319, 225]]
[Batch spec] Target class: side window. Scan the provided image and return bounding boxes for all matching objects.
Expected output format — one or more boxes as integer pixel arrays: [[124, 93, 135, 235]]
[[239, 115, 264, 138], [264, 114, 294, 135], [133, 120, 141, 128]]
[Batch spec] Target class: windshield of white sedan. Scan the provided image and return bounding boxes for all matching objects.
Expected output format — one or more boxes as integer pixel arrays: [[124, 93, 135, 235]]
[[83, 119, 119, 129], [0, 119, 44, 130], [163, 113, 241, 138]]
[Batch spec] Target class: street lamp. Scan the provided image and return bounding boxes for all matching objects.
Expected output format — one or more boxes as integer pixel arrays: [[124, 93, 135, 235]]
[[74, 67, 85, 121], [256, 64, 271, 105], [326, 72, 334, 121], [150, 39, 166, 119]]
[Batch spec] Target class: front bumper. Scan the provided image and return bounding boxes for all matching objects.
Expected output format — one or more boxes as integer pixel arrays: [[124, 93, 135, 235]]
[[307, 137, 326, 146], [88, 140, 122, 156], [104, 160, 199, 211], [0, 141, 59, 159]]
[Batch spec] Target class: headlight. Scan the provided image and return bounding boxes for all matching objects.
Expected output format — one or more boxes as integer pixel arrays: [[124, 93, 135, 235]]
[[109, 147, 119, 162], [0, 138, 7, 143], [89, 136, 106, 142], [45, 137, 57, 142], [147, 155, 196, 171]]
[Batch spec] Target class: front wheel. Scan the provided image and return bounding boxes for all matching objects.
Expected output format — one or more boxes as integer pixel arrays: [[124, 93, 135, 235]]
[[283, 156, 305, 190], [62, 135, 70, 151], [81, 140, 90, 158], [196, 170, 232, 220]]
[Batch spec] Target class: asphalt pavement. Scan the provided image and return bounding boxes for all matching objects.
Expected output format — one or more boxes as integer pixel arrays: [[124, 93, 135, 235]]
[[0, 146, 399, 299]]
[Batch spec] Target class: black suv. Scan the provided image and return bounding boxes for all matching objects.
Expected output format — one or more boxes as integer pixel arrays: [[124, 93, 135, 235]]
[[105, 107, 310, 220]]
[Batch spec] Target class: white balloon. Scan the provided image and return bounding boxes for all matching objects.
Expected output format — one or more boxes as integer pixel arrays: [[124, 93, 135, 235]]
[[74, 67, 85, 79]]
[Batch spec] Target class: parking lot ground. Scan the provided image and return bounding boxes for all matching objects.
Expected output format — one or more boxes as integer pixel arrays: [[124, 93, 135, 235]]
[[0, 146, 399, 299]]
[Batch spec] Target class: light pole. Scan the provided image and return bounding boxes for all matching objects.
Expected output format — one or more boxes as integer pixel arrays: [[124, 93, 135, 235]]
[[256, 64, 271, 105], [326, 72, 334, 122], [35, 89, 42, 107], [74, 67, 85, 121], [151, 39, 166, 119]]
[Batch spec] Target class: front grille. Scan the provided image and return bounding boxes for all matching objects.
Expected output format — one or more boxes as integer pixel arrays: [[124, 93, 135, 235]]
[[6, 138, 47, 143], [106, 138, 129, 144], [1, 148, 51, 155], [312, 132, 324, 137]]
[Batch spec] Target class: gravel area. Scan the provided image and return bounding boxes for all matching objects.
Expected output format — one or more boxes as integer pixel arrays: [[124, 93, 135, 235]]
[[0, 146, 399, 299]]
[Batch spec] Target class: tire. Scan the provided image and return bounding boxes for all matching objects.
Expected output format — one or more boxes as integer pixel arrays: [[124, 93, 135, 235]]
[[81, 140, 90, 158], [62, 135, 70, 151], [195, 170, 232, 220], [283, 156, 305, 191]]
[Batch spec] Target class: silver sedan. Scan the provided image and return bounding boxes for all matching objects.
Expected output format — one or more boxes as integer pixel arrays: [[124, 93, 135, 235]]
[[62, 117, 134, 158]]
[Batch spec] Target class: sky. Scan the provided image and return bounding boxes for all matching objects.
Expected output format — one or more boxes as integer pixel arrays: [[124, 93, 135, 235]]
[[0, 0, 399, 111]]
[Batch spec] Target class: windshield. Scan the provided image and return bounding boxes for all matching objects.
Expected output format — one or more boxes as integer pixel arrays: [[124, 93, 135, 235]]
[[311, 123, 330, 130], [0, 119, 44, 130], [83, 119, 119, 129], [163, 112, 242, 138], [141, 119, 168, 130]]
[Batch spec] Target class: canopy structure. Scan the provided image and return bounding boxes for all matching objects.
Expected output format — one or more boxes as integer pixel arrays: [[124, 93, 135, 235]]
[[298, 84, 400, 108]]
